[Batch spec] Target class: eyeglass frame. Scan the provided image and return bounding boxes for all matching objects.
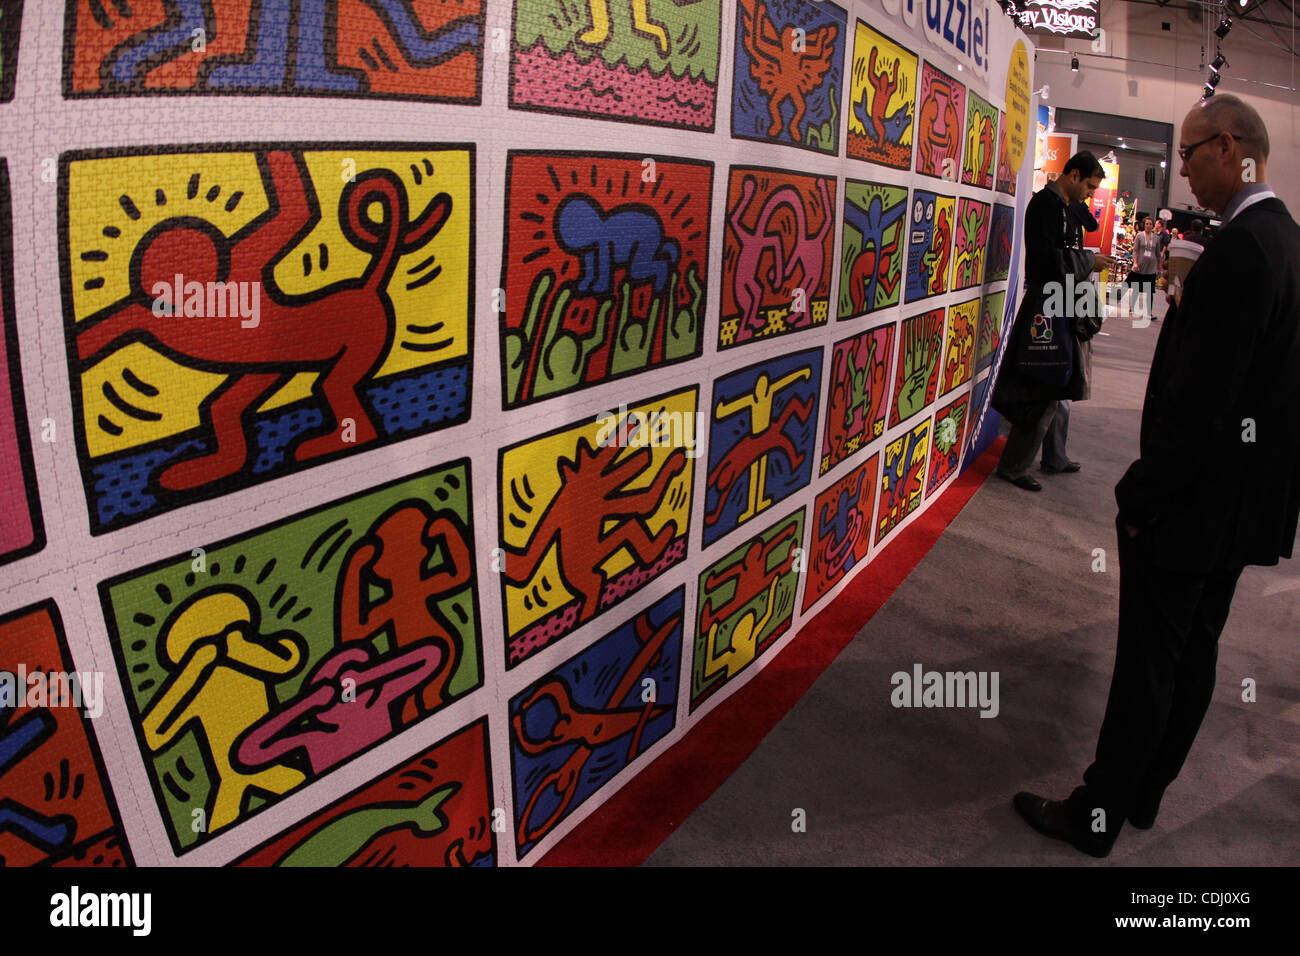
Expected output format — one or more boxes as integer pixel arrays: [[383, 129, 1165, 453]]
[[1177, 132, 1243, 163]]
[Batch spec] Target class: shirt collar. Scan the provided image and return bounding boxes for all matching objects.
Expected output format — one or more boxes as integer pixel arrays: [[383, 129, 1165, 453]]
[[1045, 178, 1068, 204], [1222, 183, 1276, 223]]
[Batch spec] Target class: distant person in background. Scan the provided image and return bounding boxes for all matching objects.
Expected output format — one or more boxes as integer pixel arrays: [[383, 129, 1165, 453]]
[[992, 151, 1115, 492], [1183, 219, 1207, 248], [1127, 216, 1161, 320], [1153, 217, 1171, 254], [1014, 92, 1300, 859], [1156, 218, 1173, 272]]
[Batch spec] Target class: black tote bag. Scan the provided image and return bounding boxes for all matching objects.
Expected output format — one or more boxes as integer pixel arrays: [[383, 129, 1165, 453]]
[[1012, 286, 1075, 388]]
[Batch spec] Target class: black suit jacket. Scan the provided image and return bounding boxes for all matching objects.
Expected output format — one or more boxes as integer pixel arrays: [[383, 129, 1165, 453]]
[[1116, 196, 1300, 572]]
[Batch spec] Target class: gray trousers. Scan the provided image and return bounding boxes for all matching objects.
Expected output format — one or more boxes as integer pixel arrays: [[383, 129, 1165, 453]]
[[997, 400, 1070, 477]]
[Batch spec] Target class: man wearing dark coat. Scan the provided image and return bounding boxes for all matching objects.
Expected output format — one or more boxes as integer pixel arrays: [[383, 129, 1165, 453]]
[[1014, 94, 1300, 857], [991, 152, 1116, 492]]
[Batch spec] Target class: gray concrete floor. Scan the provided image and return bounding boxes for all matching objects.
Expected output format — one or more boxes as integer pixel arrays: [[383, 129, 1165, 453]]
[[647, 292, 1300, 866]]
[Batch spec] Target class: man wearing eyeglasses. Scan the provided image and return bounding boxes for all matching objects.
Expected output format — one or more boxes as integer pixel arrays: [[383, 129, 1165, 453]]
[[1015, 94, 1300, 857]]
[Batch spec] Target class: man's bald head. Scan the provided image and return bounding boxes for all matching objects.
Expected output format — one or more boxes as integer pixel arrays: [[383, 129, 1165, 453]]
[[1192, 94, 1270, 161], [1179, 93, 1270, 212]]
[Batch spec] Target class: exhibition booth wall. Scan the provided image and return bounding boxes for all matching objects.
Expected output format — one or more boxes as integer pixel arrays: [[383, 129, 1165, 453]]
[[0, 0, 1032, 866]]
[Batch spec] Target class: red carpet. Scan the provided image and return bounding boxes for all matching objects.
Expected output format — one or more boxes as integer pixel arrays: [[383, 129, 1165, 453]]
[[536, 437, 1006, 866]]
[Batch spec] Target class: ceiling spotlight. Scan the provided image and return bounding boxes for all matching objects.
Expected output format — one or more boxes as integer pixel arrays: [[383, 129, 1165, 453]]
[[1238, 0, 1247, 7], [1203, 83, 1216, 98], [1040, 84, 1050, 99], [1160, 160, 1167, 169], [1214, 17, 1232, 39], [1206, 71, 1222, 89], [1210, 53, 1228, 72], [1071, 56, 1080, 72]]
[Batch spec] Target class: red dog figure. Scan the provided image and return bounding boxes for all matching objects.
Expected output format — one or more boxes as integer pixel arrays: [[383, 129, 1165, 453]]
[[76, 151, 451, 491]]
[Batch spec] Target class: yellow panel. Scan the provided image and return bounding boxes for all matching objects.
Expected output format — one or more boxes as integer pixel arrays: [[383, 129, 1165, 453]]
[[848, 20, 916, 148], [935, 196, 956, 292], [283, 150, 472, 378], [68, 152, 267, 323], [258, 373, 319, 412], [81, 343, 225, 459], [501, 390, 697, 634], [67, 148, 472, 451]]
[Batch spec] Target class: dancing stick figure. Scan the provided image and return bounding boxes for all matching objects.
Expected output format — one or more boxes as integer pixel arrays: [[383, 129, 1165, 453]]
[[714, 369, 811, 522]]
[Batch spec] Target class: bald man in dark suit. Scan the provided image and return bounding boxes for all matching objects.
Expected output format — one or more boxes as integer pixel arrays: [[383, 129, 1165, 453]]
[[1014, 94, 1300, 857]]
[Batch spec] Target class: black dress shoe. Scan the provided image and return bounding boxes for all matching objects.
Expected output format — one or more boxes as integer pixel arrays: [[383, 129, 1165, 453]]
[[1041, 460, 1082, 474], [1013, 791, 1113, 858], [998, 471, 1042, 492]]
